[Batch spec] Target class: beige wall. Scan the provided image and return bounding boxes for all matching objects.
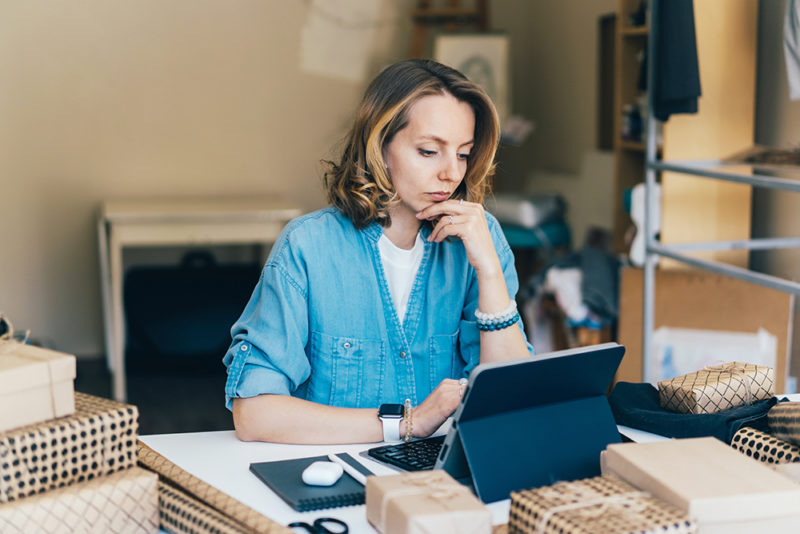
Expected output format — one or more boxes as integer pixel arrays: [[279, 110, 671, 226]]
[[0, 0, 413, 355], [0, 1, 616, 357]]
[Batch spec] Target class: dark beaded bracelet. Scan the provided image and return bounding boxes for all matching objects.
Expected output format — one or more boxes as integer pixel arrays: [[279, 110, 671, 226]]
[[476, 311, 520, 331]]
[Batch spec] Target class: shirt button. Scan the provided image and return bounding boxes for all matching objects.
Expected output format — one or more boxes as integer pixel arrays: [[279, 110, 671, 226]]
[[343, 342, 351, 349], [240, 345, 248, 351], [400, 352, 406, 359]]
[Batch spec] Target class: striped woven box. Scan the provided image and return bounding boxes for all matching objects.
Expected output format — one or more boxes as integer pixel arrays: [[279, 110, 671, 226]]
[[767, 402, 800, 446], [137, 441, 289, 534]]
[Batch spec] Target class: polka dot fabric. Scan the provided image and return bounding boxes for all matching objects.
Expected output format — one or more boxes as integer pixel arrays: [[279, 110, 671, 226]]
[[508, 476, 697, 534], [0, 392, 138, 503], [730, 427, 800, 464]]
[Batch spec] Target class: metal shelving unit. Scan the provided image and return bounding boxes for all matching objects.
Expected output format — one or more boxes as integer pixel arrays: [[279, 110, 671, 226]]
[[641, 0, 800, 383]]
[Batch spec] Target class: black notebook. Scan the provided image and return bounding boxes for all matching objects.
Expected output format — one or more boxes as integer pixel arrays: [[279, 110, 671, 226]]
[[249, 455, 365, 512]]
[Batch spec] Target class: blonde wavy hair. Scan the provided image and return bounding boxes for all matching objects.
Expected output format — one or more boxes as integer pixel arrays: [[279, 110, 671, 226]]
[[323, 59, 499, 228]]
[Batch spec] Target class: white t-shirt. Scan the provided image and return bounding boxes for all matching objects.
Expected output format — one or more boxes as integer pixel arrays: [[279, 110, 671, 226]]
[[378, 232, 425, 323]]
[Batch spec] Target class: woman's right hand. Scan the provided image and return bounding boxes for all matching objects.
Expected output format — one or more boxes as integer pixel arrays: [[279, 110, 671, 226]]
[[405, 378, 466, 438]]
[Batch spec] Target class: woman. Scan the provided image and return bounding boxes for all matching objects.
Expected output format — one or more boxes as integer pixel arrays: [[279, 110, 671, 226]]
[[224, 59, 533, 445]]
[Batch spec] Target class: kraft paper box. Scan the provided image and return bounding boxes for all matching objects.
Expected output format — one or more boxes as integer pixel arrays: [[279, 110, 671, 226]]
[[605, 437, 800, 533], [0, 466, 158, 533], [731, 426, 800, 464], [366, 470, 491, 534], [0, 392, 138, 503], [767, 402, 800, 446], [658, 362, 774, 415], [0, 342, 76, 432], [508, 475, 696, 534], [137, 441, 289, 534]]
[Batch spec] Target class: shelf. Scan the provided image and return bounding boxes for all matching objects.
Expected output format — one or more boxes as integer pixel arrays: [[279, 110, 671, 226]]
[[649, 160, 800, 193], [648, 243, 800, 297], [621, 25, 648, 36]]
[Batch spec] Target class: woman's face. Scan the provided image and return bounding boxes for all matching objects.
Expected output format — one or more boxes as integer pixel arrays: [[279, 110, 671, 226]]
[[383, 92, 475, 220]]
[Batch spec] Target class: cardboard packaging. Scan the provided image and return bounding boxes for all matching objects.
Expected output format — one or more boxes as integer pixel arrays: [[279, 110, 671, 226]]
[[0, 392, 138, 503], [605, 437, 800, 533], [658, 362, 774, 415], [0, 342, 76, 432], [508, 475, 696, 534], [731, 427, 800, 464], [0, 466, 158, 533], [137, 441, 288, 534], [767, 402, 800, 446], [366, 470, 491, 534]]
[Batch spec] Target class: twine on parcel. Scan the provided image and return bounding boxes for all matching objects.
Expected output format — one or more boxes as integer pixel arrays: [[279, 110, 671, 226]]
[[0, 312, 57, 415], [704, 361, 754, 406], [379, 471, 474, 534], [535, 484, 649, 533]]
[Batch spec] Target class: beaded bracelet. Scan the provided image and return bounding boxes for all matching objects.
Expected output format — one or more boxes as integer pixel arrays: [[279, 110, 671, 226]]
[[403, 398, 413, 443], [475, 301, 520, 331], [476, 311, 520, 331], [474, 300, 517, 322]]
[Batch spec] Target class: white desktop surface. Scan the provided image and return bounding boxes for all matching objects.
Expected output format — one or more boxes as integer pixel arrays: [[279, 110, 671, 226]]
[[140, 431, 511, 533]]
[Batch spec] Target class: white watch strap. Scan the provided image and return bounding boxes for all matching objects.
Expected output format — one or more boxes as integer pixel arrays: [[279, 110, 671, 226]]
[[381, 417, 402, 442]]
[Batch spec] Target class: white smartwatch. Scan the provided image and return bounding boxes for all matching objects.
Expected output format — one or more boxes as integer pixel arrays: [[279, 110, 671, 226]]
[[378, 403, 404, 442]]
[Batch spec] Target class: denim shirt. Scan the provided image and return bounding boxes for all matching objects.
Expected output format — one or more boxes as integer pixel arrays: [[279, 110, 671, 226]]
[[223, 207, 533, 410]]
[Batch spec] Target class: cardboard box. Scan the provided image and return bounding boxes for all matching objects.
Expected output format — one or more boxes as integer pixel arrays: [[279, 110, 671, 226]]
[[366, 470, 491, 534], [0, 392, 138, 503], [731, 427, 800, 464], [0, 466, 158, 533], [508, 475, 696, 534], [137, 441, 288, 534], [658, 363, 774, 415], [0, 343, 75, 432], [605, 437, 800, 533]]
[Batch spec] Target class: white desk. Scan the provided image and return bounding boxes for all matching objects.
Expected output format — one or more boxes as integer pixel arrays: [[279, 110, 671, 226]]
[[140, 431, 512, 534], [97, 198, 301, 401]]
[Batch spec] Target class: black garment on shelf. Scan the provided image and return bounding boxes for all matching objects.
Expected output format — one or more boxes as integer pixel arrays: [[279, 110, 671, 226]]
[[609, 381, 776, 444], [644, 0, 701, 121]]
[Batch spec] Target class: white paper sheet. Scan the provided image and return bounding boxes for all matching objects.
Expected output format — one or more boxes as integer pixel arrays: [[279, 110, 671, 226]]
[[649, 326, 778, 385]]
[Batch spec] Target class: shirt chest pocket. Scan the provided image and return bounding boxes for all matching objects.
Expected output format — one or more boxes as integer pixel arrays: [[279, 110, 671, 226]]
[[308, 331, 385, 408], [429, 331, 459, 391]]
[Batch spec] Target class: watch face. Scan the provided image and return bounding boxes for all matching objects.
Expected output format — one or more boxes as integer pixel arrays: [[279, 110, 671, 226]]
[[378, 403, 404, 418]]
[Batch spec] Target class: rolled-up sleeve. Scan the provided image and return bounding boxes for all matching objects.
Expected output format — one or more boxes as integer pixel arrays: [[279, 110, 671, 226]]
[[458, 215, 534, 374], [222, 253, 310, 410]]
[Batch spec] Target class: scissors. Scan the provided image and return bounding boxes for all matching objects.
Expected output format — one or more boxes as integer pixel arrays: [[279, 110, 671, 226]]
[[288, 517, 349, 534]]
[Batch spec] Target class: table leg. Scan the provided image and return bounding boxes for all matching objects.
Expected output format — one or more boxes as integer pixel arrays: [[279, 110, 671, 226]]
[[97, 216, 115, 374], [109, 229, 127, 402]]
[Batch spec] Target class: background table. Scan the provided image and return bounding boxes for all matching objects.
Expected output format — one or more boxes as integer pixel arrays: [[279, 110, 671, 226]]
[[97, 198, 301, 401]]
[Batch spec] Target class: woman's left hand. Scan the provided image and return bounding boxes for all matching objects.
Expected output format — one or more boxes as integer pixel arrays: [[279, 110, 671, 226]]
[[416, 199, 501, 278]]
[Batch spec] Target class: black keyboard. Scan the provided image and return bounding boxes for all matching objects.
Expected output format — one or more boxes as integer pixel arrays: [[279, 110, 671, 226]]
[[367, 435, 446, 471]]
